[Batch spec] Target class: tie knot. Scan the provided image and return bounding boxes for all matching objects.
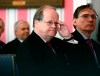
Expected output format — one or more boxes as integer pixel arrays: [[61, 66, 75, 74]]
[[86, 39, 93, 49], [87, 38, 90, 41], [86, 39, 91, 44], [46, 41, 51, 48]]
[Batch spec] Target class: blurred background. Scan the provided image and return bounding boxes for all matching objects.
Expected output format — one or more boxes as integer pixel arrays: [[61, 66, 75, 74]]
[[1, 0, 100, 44]]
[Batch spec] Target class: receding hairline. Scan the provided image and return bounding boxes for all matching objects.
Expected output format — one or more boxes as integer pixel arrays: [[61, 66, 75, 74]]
[[14, 20, 29, 30], [39, 5, 56, 10]]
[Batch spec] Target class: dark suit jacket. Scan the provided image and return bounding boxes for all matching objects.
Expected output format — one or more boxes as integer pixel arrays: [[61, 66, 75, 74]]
[[0, 40, 5, 51], [67, 30, 100, 76], [16, 31, 70, 76], [2, 38, 21, 54]]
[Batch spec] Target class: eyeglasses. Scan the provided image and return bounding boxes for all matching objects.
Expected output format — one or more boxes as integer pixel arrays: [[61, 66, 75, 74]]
[[41, 20, 58, 26], [78, 14, 98, 19]]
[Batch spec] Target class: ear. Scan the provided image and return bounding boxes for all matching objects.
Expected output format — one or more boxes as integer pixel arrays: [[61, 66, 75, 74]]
[[73, 18, 77, 26], [14, 29, 18, 36], [34, 20, 39, 27], [34, 19, 40, 28], [34, 19, 39, 25]]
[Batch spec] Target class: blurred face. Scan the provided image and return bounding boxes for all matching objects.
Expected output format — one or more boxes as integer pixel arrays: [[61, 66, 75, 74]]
[[34, 8, 59, 40], [0, 20, 4, 36], [73, 8, 97, 34], [15, 22, 30, 40]]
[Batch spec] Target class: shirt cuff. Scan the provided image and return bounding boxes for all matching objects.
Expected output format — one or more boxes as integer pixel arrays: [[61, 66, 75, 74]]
[[67, 39, 78, 44]]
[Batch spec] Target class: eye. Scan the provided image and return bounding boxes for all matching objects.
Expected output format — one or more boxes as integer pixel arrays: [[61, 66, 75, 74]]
[[91, 15, 97, 19], [81, 14, 89, 18], [47, 21, 53, 25], [54, 22, 58, 25], [79, 14, 98, 19]]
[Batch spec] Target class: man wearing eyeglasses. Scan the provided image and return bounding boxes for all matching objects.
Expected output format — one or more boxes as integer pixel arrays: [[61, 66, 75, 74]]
[[16, 5, 77, 76], [68, 4, 100, 76]]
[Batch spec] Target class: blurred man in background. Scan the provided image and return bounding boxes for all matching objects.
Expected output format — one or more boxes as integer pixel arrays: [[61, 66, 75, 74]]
[[2, 20, 30, 54], [0, 18, 5, 51]]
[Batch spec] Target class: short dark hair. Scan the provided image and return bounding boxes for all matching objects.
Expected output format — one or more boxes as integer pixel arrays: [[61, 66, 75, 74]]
[[73, 4, 97, 18]]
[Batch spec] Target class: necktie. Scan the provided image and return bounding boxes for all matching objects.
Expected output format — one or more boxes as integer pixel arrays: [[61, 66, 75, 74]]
[[86, 39, 99, 67], [86, 39, 93, 51], [46, 41, 56, 54], [46, 41, 52, 48]]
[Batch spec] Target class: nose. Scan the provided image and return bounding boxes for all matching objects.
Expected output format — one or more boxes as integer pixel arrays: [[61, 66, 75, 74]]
[[25, 28, 30, 33], [51, 23, 57, 28]]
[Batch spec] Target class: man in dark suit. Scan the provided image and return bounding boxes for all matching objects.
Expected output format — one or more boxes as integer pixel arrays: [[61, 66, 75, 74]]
[[16, 5, 75, 76], [67, 4, 100, 76], [2, 20, 30, 54], [0, 18, 5, 51]]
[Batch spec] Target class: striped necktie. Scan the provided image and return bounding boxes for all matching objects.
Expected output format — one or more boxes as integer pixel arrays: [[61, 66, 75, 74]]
[[86, 39, 99, 67]]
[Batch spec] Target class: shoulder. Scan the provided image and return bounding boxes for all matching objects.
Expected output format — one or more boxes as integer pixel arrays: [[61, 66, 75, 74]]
[[0, 40, 5, 45], [7, 38, 20, 45], [52, 37, 62, 41], [92, 39, 100, 47], [51, 37, 63, 43], [3, 38, 21, 49]]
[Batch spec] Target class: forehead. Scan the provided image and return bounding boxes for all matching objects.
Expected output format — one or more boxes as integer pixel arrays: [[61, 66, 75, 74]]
[[17, 23, 29, 28], [79, 8, 96, 15], [43, 8, 59, 20]]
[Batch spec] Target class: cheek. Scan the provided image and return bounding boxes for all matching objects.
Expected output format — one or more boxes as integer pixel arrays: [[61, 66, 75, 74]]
[[16, 31, 22, 35], [77, 19, 84, 24], [41, 25, 49, 30], [38, 26, 48, 33], [0, 29, 2, 32], [76, 19, 86, 26]]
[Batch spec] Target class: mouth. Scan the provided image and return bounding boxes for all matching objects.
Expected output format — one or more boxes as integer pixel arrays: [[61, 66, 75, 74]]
[[87, 23, 94, 26]]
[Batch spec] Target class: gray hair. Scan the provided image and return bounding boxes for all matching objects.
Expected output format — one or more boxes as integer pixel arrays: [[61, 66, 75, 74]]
[[14, 20, 29, 29]]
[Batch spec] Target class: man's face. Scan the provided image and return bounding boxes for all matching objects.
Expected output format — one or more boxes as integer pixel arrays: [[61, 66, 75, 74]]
[[34, 8, 59, 39], [0, 20, 4, 35], [15, 22, 30, 40], [73, 8, 97, 33]]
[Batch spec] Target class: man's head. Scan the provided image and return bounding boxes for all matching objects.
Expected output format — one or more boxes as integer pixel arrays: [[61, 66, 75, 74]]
[[14, 20, 30, 41], [0, 18, 4, 36], [33, 5, 59, 41], [73, 4, 97, 35]]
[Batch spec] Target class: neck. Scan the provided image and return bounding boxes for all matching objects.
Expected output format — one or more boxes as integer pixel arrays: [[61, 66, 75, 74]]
[[77, 29, 92, 38], [34, 29, 52, 42]]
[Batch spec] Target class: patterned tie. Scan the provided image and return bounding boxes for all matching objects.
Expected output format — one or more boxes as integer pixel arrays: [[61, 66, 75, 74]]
[[86, 39, 99, 67]]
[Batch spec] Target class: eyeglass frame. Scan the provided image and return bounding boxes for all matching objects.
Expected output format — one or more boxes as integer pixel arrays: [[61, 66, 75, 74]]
[[40, 20, 58, 26], [78, 14, 98, 19]]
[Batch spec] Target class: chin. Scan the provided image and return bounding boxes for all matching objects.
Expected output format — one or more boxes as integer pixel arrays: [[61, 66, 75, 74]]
[[50, 34, 56, 37]]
